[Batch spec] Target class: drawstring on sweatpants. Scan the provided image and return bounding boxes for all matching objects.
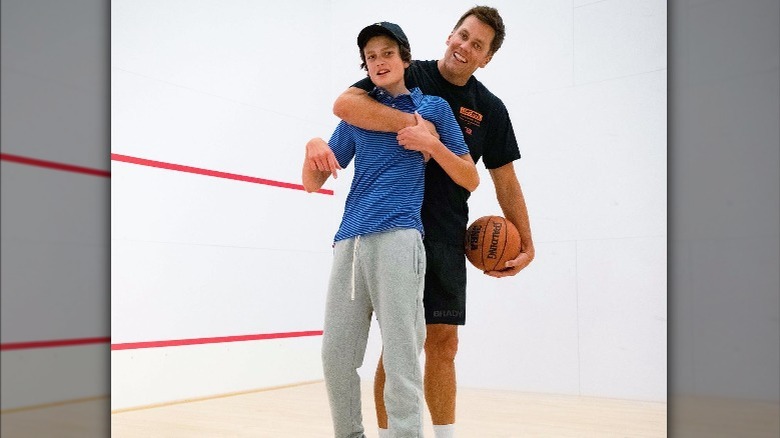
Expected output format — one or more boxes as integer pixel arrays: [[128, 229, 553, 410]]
[[350, 235, 360, 301]]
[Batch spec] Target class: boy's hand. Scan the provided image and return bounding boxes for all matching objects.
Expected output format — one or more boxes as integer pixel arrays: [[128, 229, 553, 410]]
[[417, 112, 439, 139], [397, 112, 436, 160], [305, 137, 341, 178]]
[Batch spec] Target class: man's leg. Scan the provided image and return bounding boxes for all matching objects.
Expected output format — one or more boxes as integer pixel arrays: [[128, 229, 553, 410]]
[[374, 352, 388, 429], [420, 240, 466, 433], [424, 324, 459, 425]]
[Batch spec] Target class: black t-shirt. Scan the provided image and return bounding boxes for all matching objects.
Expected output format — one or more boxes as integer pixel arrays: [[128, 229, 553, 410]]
[[353, 60, 520, 245]]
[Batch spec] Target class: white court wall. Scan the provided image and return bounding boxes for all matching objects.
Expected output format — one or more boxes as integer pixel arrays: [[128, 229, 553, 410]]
[[2, 0, 109, 410], [110, 0, 343, 410], [111, 0, 667, 410]]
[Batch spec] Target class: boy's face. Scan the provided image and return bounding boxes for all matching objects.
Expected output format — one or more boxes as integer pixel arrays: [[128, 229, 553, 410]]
[[363, 35, 409, 93], [442, 15, 495, 78]]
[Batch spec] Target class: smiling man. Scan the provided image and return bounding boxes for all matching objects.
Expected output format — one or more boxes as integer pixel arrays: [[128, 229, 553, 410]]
[[327, 6, 537, 438]]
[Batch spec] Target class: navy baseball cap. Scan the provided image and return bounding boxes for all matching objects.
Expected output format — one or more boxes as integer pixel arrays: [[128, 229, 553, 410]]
[[357, 22, 410, 52]]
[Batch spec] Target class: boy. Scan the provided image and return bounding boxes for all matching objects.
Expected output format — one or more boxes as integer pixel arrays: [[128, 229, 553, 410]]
[[302, 22, 478, 438]]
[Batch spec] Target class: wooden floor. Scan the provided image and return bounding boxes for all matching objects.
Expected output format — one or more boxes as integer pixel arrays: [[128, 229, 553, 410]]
[[1, 396, 109, 438], [106, 381, 667, 437], [672, 395, 780, 437], [6, 384, 779, 437]]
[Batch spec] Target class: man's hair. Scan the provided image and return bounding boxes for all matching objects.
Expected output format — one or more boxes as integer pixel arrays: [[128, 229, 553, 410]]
[[453, 6, 506, 55], [359, 38, 412, 71]]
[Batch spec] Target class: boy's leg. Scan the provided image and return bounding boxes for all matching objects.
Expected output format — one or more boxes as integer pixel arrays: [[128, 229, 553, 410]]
[[375, 326, 459, 431], [322, 237, 373, 438], [366, 229, 426, 437]]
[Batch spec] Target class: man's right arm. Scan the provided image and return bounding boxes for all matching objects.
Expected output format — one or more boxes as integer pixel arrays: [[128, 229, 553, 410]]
[[333, 87, 416, 133]]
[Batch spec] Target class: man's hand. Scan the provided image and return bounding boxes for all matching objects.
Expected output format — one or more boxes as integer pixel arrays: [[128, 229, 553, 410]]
[[305, 137, 341, 178], [484, 245, 534, 278], [486, 163, 535, 278]]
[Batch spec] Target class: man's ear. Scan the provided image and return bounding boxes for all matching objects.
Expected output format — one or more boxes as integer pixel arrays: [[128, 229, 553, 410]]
[[479, 53, 494, 68]]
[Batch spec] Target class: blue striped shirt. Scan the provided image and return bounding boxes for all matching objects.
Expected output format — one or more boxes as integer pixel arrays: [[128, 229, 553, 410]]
[[330, 86, 468, 242]]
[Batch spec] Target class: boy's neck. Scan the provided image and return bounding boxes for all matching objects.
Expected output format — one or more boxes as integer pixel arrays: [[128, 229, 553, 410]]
[[381, 82, 410, 97]]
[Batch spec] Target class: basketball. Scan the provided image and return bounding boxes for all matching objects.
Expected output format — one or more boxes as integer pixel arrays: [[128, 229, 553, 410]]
[[464, 215, 521, 271]]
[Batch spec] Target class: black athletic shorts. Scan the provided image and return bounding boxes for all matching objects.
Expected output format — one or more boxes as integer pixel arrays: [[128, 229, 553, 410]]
[[423, 240, 467, 325]]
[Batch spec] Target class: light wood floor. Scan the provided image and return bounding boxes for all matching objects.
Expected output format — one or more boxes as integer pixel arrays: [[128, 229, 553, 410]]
[[1, 396, 109, 437], [108, 381, 666, 437], [6, 384, 778, 437]]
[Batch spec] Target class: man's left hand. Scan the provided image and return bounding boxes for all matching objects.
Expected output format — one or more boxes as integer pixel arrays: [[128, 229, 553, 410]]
[[484, 248, 534, 278]]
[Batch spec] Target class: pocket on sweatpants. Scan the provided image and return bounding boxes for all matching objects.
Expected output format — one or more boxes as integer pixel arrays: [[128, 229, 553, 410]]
[[415, 235, 426, 278]]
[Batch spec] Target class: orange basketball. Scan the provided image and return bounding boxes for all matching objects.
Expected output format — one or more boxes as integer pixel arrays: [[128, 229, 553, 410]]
[[464, 215, 521, 271]]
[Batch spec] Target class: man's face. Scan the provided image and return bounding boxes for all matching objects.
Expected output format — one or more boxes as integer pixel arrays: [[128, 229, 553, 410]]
[[442, 15, 496, 78], [363, 35, 409, 92]]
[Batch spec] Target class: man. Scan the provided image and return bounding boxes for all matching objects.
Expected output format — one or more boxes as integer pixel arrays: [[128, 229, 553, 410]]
[[311, 6, 535, 438], [304, 21, 478, 438]]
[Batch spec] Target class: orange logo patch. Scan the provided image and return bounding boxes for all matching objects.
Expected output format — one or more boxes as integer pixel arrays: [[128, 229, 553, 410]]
[[459, 107, 483, 127]]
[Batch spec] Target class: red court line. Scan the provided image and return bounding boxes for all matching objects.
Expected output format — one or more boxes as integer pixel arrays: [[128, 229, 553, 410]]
[[1, 337, 110, 351], [0, 153, 110, 178], [111, 330, 324, 351], [111, 153, 334, 195]]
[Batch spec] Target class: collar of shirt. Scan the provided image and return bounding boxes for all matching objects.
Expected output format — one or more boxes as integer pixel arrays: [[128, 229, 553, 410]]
[[369, 86, 424, 108]]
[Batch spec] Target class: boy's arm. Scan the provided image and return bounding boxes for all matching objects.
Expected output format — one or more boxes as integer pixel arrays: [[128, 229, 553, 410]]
[[333, 87, 421, 133], [397, 113, 479, 192], [301, 137, 338, 193]]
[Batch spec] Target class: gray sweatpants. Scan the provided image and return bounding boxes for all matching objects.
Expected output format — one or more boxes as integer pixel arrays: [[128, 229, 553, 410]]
[[321, 228, 426, 438]]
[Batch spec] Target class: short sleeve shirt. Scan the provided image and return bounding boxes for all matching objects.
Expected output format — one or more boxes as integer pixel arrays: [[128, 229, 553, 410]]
[[329, 86, 469, 243], [352, 60, 521, 245]]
